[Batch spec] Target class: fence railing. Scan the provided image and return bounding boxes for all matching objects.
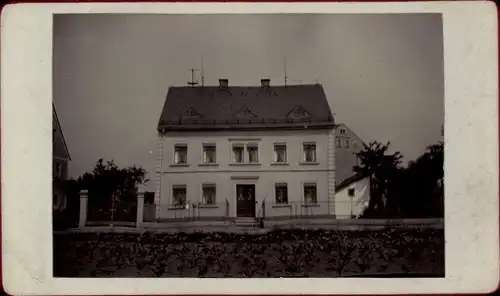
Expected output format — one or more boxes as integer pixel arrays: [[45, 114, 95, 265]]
[[87, 199, 137, 223], [74, 190, 442, 230], [259, 201, 332, 220], [151, 200, 232, 222]]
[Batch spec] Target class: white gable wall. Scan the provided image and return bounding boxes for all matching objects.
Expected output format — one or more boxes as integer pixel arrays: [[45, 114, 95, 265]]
[[334, 176, 370, 219]]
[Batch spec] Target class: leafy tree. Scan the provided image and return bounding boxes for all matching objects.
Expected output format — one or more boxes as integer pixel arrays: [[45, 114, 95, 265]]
[[77, 159, 149, 203], [60, 159, 149, 222], [353, 141, 403, 218], [399, 141, 444, 218], [59, 159, 149, 214]]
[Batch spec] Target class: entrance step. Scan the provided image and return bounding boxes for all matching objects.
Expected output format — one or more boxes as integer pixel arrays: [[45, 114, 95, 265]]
[[235, 218, 258, 227]]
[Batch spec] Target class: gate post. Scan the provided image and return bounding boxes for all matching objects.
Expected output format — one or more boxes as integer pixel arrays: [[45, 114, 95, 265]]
[[137, 189, 145, 228], [79, 190, 88, 228], [262, 201, 266, 219]]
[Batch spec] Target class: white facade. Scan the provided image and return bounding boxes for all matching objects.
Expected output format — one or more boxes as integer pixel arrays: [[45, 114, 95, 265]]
[[154, 129, 335, 220], [334, 176, 370, 219]]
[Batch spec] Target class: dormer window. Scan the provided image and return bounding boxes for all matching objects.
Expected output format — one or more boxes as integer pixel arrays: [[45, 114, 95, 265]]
[[293, 108, 306, 117], [187, 109, 197, 117], [287, 106, 311, 120], [182, 107, 202, 120], [234, 106, 257, 119]]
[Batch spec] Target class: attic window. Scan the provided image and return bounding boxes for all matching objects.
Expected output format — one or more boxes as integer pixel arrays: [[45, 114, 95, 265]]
[[287, 106, 311, 120], [182, 107, 203, 120], [340, 128, 346, 135], [234, 106, 257, 119]]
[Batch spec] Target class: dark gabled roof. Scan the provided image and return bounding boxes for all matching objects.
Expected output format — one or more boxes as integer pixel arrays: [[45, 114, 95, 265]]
[[53, 104, 71, 161], [157, 84, 335, 132], [335, 174, 370, 192]]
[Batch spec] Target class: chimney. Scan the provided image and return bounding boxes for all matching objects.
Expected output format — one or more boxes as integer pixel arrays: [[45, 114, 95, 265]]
[[261, 78, 271, 87], [219, 79, 229, 88]]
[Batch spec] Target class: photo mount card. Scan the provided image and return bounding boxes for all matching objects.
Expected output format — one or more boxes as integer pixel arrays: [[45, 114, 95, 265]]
[[1, 1, 499, 295]]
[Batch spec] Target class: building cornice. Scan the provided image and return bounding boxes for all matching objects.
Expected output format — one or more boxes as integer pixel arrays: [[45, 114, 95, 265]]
[[158, 122, 335, 134]]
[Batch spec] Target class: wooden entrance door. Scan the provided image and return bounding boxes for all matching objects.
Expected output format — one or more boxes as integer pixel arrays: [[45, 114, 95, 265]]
[[236, 184, 256, 217]]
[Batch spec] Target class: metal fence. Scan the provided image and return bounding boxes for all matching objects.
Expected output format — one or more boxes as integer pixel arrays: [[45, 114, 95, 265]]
[[73, 191, 441, 229], [143, 200, 364, 222], [87, 198, 137, 225], [148, 200, 231, 222], [260, 201, 327, 220]]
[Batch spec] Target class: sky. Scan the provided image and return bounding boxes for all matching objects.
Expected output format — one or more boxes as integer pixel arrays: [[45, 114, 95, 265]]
[[53, 14, 444, 191]]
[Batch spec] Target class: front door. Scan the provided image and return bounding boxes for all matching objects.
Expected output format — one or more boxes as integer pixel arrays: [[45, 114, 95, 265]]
[[236, 184, 256, 217]]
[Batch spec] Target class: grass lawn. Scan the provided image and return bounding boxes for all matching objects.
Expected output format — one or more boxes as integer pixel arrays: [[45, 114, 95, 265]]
[[53, 228, 444, 278]]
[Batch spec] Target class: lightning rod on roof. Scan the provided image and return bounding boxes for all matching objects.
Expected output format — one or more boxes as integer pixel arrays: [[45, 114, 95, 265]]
[[187, 68, 199, 87]]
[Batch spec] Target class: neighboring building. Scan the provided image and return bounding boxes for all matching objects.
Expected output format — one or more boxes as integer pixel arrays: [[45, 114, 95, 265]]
[[53, 104, 71, 211], [334, 174, 370, 219], [154, 79, 336, 222], [334, 123, 365, 185]]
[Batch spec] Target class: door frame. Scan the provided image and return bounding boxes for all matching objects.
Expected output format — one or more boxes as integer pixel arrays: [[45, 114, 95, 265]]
[[235, 184, 256, 218], [233, 183, 257, 218], [231, 177, 259, 218]]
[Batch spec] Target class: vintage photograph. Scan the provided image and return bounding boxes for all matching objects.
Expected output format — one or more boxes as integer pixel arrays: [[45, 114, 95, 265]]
[[52, 13, 445, 278]]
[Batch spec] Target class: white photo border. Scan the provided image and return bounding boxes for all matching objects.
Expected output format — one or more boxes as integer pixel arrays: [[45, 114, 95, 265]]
[[1, 1, 498, 295]]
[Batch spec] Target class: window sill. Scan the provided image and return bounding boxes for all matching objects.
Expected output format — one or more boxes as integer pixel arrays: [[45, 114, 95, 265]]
[[301, 203, 320, 207], [270, 162, 289, 166], [271, 204, 292, 208], [299, 162, 320, 165], [197, 205, 219, 209], [229, 163, 261, 166], [198, 163, 219, 167], [168, 206, 188, 211], [170, 164, 190, 167]]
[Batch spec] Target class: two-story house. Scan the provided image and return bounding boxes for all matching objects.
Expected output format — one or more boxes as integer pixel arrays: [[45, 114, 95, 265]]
[[154, 79, 336, 223]]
